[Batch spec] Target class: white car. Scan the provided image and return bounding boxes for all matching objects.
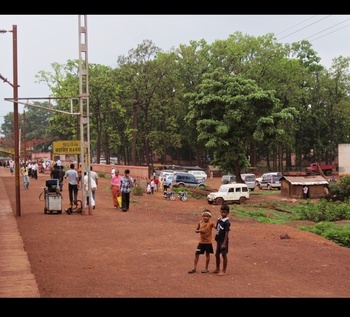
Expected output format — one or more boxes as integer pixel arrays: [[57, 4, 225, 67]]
[[188, 170, 208, 181], [207, 183, 249, 205]]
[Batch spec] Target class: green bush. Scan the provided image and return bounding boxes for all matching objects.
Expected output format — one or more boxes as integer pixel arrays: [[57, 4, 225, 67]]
[[299, 221, 350, 248], [328, 175, 350, 201], [132, 184, 144, 196], [242, 197, 350, 248], [296, 199, 350, 222]]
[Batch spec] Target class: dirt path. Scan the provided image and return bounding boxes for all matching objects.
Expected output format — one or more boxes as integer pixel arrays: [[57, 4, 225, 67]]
[[3, 169, 350, 298]]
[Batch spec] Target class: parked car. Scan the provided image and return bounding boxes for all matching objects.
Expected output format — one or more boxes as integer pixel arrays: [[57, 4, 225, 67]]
[[207, 183, 249, 205], [164, 173, 175, 187], [240, 173, 256, 191], [160, 170, 176, 178], [221, 174, 236, 184], [188, 170, 208, 181], [172, 172, 206, 188], [259, 172, 282, 190]]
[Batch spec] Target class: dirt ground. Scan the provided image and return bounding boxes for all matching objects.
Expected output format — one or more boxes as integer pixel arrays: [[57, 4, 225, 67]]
[[3, 169, 350, 298]]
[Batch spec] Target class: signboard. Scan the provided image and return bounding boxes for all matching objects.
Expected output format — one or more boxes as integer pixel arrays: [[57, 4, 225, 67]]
[[53, 140, 81, 154]]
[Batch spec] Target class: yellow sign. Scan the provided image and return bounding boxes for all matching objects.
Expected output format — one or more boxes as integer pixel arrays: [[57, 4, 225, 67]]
[[53, 140, 81, 154]]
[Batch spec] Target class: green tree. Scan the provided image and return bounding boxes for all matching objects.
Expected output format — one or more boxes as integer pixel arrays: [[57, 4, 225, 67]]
[[185, 68, 296, 180]]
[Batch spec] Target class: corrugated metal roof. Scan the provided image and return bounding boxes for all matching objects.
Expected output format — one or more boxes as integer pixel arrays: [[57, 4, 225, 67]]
[[281, 175, 329, 185]]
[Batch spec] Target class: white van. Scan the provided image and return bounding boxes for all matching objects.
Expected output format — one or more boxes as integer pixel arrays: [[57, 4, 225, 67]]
[[188, 170, 208, 181]]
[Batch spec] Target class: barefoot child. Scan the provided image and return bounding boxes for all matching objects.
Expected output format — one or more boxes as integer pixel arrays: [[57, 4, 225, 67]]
[[213, 204, 231, 276], [188, 209, 216, 274]]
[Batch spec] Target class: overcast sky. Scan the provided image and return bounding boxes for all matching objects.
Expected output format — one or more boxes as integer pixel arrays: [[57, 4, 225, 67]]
[[1, 14, 350, 127]]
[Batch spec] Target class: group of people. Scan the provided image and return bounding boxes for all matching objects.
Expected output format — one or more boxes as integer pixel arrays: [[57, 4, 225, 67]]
[[110, 168, 134, 212], [64, 163, 99, 211], [20, 160, 136, 213], [19, 160, 42, 189], [146, 177, 159, 194], [188, 204, 231, 276]]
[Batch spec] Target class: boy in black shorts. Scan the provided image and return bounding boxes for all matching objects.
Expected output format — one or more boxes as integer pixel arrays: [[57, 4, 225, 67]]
[[188, 209, 216, 274]]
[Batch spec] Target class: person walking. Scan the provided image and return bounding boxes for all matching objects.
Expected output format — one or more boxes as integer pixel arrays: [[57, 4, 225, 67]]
[[188, 209, 216, 274], [77, 163, 82, 182], [154, 176, 159, 192], [64, 163, 80, 208], [150, 178, 155, 194], [31, 161, 38, 179], [20, 163, 30, 189], [213, 204, 231, 276], [9, 159, 14, 175], [83, 171, 96, 210], [110, 169, 121, 209], [111, 167, 116, 179], [120, 169, 134, 212], [90, 166, 98, 201]]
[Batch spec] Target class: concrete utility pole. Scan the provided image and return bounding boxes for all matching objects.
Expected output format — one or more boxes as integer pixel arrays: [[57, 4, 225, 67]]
[[1, 26, 21, 216], [78, 15, 91, 215]]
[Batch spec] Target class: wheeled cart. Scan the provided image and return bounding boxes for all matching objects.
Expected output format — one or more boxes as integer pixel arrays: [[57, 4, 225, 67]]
[[43, 179, 62, 214]]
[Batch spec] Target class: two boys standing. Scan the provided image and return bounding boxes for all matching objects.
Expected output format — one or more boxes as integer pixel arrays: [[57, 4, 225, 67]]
[[188, 204, 231, 276]]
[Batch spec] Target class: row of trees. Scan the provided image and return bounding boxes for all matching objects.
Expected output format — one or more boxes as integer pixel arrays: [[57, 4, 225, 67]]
[[1, 32, 349, 179]]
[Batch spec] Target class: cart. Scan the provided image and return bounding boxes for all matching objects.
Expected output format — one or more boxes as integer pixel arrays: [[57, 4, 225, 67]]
[[42, 179, 62, 214]]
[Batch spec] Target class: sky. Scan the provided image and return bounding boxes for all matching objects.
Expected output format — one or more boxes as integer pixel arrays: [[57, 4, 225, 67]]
[[1, 14, 350, 128]]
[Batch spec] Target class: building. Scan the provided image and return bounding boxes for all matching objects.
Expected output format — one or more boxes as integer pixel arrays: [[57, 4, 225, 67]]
[[280, 175, 329, 199]]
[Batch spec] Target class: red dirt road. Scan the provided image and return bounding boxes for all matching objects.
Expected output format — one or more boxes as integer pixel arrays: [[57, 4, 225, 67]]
[[3, 169, 350, 298]]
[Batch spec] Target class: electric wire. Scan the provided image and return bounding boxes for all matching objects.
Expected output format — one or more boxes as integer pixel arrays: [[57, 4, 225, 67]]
[[276, 15, 319, 36], [277, 15, 332, 41]]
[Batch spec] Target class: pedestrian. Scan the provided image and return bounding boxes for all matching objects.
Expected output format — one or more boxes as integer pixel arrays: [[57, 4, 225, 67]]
[[27, 161, 33, 178], [83, 171, 96, 210], [64, 163, 80, 208], [111, 167, 116, 179], [31, 161, 38, 179], [110, 169, 121, 209], [163, 176, 169, 192], [77, 163, 82, 182], [146, 182, 151, 194], [188, 209, 216, 274], [120, 169, 134, 212], [154, 176, 159, 192], [9, 159, 14, 174], [50, 163, 64, 192], [90, 166, 98, 201], [20, 163, 30, 189], [159, 176, 163, 192], [150, 178, 155, 194], [303, 185, 309, 199], [213, 204, 231, 276]]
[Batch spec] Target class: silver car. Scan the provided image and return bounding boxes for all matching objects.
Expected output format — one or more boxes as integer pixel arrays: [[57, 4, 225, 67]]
[[259, 173, 282, 190]]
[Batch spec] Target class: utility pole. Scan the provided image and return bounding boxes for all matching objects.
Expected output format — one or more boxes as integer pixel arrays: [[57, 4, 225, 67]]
[[1, 26, 21, 216], [78, 15, 91, 215]]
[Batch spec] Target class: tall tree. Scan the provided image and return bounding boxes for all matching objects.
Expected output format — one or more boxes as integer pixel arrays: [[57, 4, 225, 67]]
[[185, 68, 296, 180]]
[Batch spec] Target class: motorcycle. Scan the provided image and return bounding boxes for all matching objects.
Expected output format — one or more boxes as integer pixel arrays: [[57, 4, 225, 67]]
[[178, 191, 188, 201], [163, 190, 176, 201]]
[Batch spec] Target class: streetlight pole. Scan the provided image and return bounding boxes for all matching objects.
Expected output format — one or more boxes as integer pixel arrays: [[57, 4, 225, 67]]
[[1, 26, 21, 216]]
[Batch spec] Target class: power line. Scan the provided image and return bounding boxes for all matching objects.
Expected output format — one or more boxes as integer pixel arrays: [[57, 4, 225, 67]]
[[308, 23, 350, 42], [276, 15, 318, 36], [277, 15, 332, 41]]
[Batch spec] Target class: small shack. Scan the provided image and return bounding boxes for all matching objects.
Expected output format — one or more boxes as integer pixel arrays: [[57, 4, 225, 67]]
[[280, 175, 329, 199]]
